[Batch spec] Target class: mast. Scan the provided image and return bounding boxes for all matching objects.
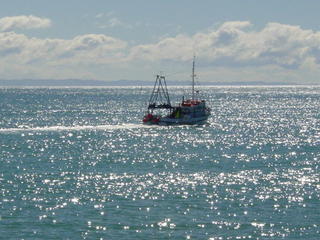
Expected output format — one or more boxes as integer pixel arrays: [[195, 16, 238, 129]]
[[192, 55, 196, 100]]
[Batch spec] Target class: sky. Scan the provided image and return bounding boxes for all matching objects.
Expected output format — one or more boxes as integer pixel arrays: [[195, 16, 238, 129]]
[[1, 0, 320, 84]]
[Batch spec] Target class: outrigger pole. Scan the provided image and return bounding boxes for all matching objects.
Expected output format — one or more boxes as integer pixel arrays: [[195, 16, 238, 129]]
[[148, 75, 172, 110]]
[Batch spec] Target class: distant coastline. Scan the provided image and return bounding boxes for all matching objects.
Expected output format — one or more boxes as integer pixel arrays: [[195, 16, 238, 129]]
[[0, 79, 314, 87]]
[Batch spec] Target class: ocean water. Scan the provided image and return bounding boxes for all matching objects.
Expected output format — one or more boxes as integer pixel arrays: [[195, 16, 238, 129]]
[[0, 86, 319, 239]]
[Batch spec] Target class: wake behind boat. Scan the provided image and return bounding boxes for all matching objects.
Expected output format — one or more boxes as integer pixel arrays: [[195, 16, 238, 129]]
[[143, 57, 211, 125]]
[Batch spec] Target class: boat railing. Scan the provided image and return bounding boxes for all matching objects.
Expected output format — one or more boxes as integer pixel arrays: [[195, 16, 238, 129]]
[[148, 103, 173, 109]]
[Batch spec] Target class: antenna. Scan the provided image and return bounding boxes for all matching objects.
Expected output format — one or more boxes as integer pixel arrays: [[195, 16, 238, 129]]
[[192, 55, 196, 100]]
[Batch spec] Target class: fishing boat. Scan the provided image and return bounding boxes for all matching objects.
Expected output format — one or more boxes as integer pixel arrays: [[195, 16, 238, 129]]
[[143, 57, 211, 125]]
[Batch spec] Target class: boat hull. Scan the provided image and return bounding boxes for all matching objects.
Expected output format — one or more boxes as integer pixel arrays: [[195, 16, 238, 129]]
[[158, 115, 209, 125]]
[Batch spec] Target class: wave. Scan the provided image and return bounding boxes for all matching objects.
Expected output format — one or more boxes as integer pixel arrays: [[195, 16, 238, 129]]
[[0, 123, 152, 133]]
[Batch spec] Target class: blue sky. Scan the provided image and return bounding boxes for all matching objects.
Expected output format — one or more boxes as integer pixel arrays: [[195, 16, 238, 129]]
[[1, 0, 320, 83]]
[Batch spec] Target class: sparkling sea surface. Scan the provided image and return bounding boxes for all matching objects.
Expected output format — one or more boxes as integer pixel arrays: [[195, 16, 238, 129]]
[[0, 86, 319, 239]]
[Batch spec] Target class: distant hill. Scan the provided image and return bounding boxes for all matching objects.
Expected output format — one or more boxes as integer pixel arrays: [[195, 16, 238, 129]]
[[0, 79, 140, 86], [0, 79, 304, 87], [0, 79, 160, 86]]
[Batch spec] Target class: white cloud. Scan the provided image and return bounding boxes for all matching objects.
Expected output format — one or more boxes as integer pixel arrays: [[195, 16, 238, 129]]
[[0, 31, 127, 66], [95, 11, 114, 19], [0, 15, 51, 31], [108, 17, 124, 27], [97, 17, 130, 29], [94, 12, 131, 29], [129, 21, 320, 70], [2, 20, 320, 82], [64, 34, 127, 54], [95, 13, 104, 19], [0, 31, 129, 80]]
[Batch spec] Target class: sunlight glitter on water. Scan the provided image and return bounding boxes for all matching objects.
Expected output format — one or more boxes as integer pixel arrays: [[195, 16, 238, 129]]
[[0, 87, 319, 239], [0, 123, 153, 133]]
